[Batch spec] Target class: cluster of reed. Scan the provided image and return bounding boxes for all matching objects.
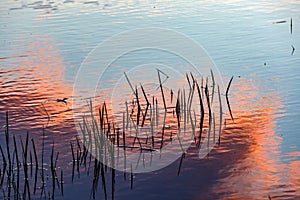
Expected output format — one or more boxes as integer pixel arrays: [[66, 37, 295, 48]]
[[75, 69, 234, 175], [0, 112, 64, 199], [70, 134, 135, 200], [0, 70, 234, 200]]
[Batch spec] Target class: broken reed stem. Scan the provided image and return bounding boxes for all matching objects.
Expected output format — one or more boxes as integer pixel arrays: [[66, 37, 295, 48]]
[[186, 73, 192, 90], [290, 18, 293, 34], [54, 152, 59, 170], [205, 83, 212, 152], [41, 126, 45, 198], [218, 85, 223, 144], [189, 72, 195, 83], [5, 111, 12, 180], [99, 106, 104, 130], [187, 73, 196, 113], [13, 136, 20, 194], [125, 101, 129, 129], [193, 111, 197, 142], [30, 150, 33, 177], [76, 135, 82, 160], [157, 69, 167, 111], [140, 84, 150, 127], [122, 113, 126, 150], [150, 104, 155, 148], [103, 102, 109, 129], [160, 111, 167, 149], [210, 69, 215, 106], [213, 113, 216, 144], [111, 168, 115, 200], [186, 74, 192, 113], [155, 98, 158, 127], [226, 76, 234, 122], [135, 86, 141, 126], [60, 170, 64, 196], [130, 165, 133, 190], [177, 153, 185, 176], [0, 146, 7, 166], [188, 81, 195, 112], [124, 72, 136, 95], [0, 145, 7, 187], [100, 162, 107, 200], [140, 84, 150, 105], [175, 90, 181, 128], [50, 144, 55, 199], [21, 132, 30, 200], [183, 89, 186, 129], [189, 111, 196, 143], [70, 142, 75, 162], [196, 82, 204, 145]]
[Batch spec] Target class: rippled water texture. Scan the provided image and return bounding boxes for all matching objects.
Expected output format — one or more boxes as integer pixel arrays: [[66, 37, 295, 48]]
[[1, 0, 300, 199]]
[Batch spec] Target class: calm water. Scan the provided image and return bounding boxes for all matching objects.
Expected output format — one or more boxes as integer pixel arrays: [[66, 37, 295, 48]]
[[0, 0, 300, 199]]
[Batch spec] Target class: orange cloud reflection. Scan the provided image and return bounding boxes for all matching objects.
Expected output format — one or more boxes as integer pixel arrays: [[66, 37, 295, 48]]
[[213, 77, 300, 199], [0, 35, 74, 132]]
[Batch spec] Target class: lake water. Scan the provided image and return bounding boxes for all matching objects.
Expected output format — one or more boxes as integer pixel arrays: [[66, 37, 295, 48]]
[[0, 0, 300, 199]]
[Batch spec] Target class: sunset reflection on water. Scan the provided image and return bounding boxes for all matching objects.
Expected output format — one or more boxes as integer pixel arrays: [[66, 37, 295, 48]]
[[1, 0, 300, 199], [1, 36, 299, 199], [0, 36, 74, 132], [1, 37, 299, 199], [211, 77, 300, 199]]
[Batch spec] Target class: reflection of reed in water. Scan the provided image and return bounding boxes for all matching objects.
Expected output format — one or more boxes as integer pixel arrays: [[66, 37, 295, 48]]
[[0, 70, 234, 199], [0, 112, 64, 199], [76, 70, 234, 174]]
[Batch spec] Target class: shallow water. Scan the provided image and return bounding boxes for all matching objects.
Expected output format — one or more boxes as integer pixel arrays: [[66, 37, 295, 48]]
[[0, 0, 300, 199]]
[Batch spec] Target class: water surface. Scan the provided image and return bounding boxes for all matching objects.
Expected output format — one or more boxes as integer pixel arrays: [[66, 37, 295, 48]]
[[0, 0, 300, 199]]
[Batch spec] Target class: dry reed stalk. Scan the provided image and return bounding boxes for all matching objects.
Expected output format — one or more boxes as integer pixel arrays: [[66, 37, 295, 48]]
[[226, 76, 234, 122], [157, 69, 167, 111]]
